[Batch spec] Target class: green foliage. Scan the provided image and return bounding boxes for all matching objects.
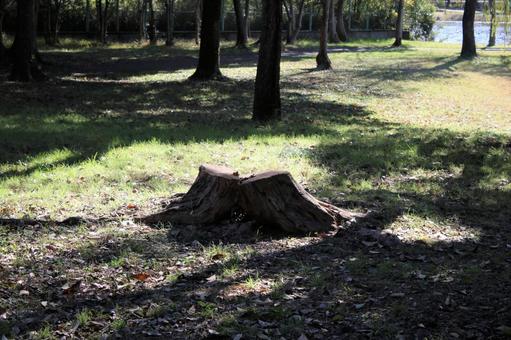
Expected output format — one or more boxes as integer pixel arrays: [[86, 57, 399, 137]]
[[406, 0, 436, 40]]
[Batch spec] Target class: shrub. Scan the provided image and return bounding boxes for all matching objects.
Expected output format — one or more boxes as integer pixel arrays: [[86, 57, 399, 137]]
[[406, 0, 436, 40]]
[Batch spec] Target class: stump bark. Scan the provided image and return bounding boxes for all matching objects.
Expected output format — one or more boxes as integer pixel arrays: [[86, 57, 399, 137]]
[[141, 165, 359, 234], [141, 165, 240, 225]]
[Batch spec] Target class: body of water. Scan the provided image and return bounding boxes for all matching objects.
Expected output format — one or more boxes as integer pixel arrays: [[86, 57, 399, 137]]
[[433, 21, 510, 46]]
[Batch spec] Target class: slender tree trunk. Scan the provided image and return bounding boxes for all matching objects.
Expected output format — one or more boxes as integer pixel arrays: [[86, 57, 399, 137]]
[[336, 0, 347, 41], [488, 0, 496, 47], [253, 0, 282, 122], [32, 0, 44, 63], [51, 0, 61, 45], [0, 0, 6, 65], [316, 0, 332, 70], [243, 0, 250, 38], [148, 0, 156, 44], [461, 0, 477, 58], [138, 0, 145, 42], [165, 0, 174, 46], [9, 0, 45, 81], [189, 0, 224, 80], [392, 0, 404, 47], [195, 0, 201, 45], [233, 0, 248, 48], [283, 0, 294, 44], [115, 0, 119, 35], [287, 0, 305, 44], [328, 0, 340, 42], [85, 0, 90, 33]]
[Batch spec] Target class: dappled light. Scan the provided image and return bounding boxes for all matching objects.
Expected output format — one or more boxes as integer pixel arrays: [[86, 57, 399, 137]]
[[1, 29, 510, 340]]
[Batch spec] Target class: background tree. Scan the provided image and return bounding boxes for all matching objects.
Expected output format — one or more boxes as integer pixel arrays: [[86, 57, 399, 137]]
[[316, 0, 332, 70], [148, 0, 156, 44], [44, 0, 68, 45], [328, 0, 340, 42], [9, 0, 45, 81], [0, 0, 10, 65], [96, 0, 111, 43], [283, 0, 305, 45], [336, 0, 348, 41], [488, 0, 496, 47], [189, 0, 223, 80], [392, 0, 404, 47], [461, 0, 476, 58], [253, 0, 282, 121], [138, 0, 145, 42], [233, 0, 248, 48], [194, 0, 201, 44], [165, 0, 175, 46]]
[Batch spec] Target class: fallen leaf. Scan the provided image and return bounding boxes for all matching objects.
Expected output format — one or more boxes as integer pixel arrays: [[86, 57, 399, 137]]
[[133, 273, 150, 282], [19, 290, 29, 296], [62, 280, 82, 296]]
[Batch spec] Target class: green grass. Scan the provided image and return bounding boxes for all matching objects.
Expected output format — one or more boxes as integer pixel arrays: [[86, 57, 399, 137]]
[[0, 38, 510, 339]]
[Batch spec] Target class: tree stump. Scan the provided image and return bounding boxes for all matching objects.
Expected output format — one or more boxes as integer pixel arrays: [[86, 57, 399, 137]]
[[141, 165, 240, 225], [141, 165, 360, 234]]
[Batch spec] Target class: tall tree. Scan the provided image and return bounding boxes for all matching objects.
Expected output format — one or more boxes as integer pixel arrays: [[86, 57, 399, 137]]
[[316, 0, 332, 70], [194, 0, 201, 45], [44, 0, 64, 46], [138, 0, 145, 42], [461, 0, 477, 58], [147, 0, 156, 44], [488, 0, 496, 47], [336, 0, 348, 41], [96, 0, 111, 43], [328, 0, 340, 43], [233, 0, 248, 48], [165, 0, 175, 46], [85, 0, 91, 34], [392, 0, 404, 47], [284, 0, 305, 44], [9, 0, 45, 80], [189, 0, 224, 80], [0, 0, 8, 65], [253, 0, 282, 121]]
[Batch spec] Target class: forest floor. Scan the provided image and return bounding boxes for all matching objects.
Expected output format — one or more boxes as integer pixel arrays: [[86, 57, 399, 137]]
[[0, 39, 511, 339]]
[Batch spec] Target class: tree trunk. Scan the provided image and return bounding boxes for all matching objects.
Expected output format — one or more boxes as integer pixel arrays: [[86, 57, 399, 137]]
[[9, 0, 42, 81], [243, 0, 250, 38], [392, 0, 404, 47], [252, 0, 282, 121], [140, 165, 360, 234], [233, 0, 248, 48], [194, 0, 201, 45], [328, 0, 340, 43], [189, 0, 224, 80], [148, 0, 156, 44], [461, 0, 477, 58], [96, 0, 109, 43], [316, 0, 332, 70], [0, 0, 6, 65], [283, 0, 295, 44], [115, 0, 119, 35], [336, 0, 348, 42], [85, 0, 90, 33], [165, 0, 174, 46], [488, 0, 496, 47], [138, 0, 145, 42], [287, 0, 305, 44]]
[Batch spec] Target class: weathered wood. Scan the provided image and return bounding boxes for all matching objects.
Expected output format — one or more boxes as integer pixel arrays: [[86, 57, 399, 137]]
[[141, 165, 360, 234], [240, 171, 355, 233], [141, 165, 240, 225]]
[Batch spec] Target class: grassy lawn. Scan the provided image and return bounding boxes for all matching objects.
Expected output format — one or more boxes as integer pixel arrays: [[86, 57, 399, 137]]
[[0, 39, 510, 339]]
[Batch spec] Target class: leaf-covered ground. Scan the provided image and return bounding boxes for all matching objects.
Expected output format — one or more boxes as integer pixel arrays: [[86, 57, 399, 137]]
[[0, 39, 510, 339]]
